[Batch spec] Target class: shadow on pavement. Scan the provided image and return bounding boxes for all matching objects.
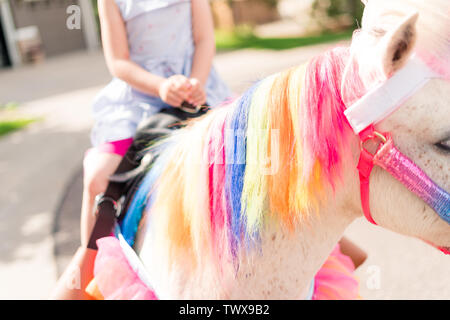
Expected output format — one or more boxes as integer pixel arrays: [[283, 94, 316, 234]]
[[0, 123, 90, 298], [52, 166, 83, 276]]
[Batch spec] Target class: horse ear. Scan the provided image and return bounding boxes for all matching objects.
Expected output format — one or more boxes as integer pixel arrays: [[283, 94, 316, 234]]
[[378, 12, 419, 76]]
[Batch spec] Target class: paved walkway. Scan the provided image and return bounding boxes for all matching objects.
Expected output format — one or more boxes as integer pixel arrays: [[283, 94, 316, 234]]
[[0, 50, 108, 299], [1, 42, 449, 299]]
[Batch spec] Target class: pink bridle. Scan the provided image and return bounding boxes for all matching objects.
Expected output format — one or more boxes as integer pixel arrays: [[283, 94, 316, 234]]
[[344, 55, 450, 230]]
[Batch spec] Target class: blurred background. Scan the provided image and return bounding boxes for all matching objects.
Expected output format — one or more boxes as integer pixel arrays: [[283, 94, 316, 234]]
[[0, 0, 448, 299]]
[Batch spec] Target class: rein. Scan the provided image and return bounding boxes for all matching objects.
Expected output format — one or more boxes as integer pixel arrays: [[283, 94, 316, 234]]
[[343, 55, 450, 226]]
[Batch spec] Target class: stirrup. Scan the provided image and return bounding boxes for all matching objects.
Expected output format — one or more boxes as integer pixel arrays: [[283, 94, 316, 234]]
[[93, 193, 121, 218]]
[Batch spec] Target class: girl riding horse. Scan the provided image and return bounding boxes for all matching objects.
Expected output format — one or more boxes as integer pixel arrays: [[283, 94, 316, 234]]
[[81, 0, 231, 245], [55, 0, 449, 300]]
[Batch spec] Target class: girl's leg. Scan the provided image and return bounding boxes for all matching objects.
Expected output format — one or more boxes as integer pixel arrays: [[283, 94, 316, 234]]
[[339, 236, 368, 269], [80, 149, 123, 246]]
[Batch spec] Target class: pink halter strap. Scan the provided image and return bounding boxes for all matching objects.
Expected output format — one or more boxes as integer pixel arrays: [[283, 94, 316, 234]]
[[356, 126, 450, 226], [345, 56, 450, 226], [356, 125, 380, 225]]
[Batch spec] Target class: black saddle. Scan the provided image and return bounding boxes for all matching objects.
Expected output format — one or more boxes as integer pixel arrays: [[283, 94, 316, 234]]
[[119, 106, 208, 217], [88, 105, 209, 249]]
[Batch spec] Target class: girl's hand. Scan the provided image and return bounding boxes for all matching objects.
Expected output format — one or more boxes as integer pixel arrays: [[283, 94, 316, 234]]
[[187, 78, 207, 106], [158, 75, 192, 107]]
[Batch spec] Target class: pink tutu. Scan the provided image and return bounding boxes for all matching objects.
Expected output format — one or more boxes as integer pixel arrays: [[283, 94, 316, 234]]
[[91, 237, 158, 300], [312, 243, 361, 300], [90, 238, 359, 300]]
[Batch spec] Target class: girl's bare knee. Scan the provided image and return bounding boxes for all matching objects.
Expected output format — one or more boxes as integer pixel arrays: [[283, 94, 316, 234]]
[[83, 171, 108, 198], [82, 150, 123, 199], [83, 156, 109, 197]]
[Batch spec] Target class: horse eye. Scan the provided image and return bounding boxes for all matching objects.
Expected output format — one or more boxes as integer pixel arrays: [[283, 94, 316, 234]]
[[435, 138, 450, 153]]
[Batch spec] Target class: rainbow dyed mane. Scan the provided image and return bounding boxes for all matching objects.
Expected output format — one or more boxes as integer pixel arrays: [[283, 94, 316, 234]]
[[121, 47, 356, 268]]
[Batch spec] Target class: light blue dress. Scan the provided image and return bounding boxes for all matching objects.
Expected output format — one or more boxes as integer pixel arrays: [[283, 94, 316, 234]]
[[91, 0, 231, 147]]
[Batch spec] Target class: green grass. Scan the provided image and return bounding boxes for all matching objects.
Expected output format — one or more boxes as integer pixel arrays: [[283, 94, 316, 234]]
[[215, 29, 353, 51], [0, 118, 37, 137]]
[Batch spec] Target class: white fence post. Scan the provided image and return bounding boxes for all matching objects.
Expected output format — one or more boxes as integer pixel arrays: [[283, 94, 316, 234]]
[[79, 0, 100, 51], [0, 0, 21, 67]]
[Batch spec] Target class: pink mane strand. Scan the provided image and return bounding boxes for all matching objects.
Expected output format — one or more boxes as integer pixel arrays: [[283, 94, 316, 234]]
[[300, 47, 354, 186], [207, 112, 229, 260]]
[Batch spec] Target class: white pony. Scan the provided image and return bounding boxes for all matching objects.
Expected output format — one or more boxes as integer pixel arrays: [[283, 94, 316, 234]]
[[88, 0, 449, 300]]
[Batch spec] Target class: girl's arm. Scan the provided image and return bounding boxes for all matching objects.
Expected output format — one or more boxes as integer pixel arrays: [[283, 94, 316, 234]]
[[98, 0, 190, 106], [98, 0, 163, 96], [190, 0, 216, 86]]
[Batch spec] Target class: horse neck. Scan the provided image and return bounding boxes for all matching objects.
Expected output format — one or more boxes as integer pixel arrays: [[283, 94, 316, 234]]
[[283, 137, 362, 298], [289, 196, 359, 298]]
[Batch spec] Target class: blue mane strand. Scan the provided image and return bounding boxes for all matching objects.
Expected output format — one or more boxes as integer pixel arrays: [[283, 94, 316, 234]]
[[224, 83, 259, 254], [120, 142, 173, 246]]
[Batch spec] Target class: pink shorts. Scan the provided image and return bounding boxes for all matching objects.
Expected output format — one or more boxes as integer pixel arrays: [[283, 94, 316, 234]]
[[85, 138, 134, 158]]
